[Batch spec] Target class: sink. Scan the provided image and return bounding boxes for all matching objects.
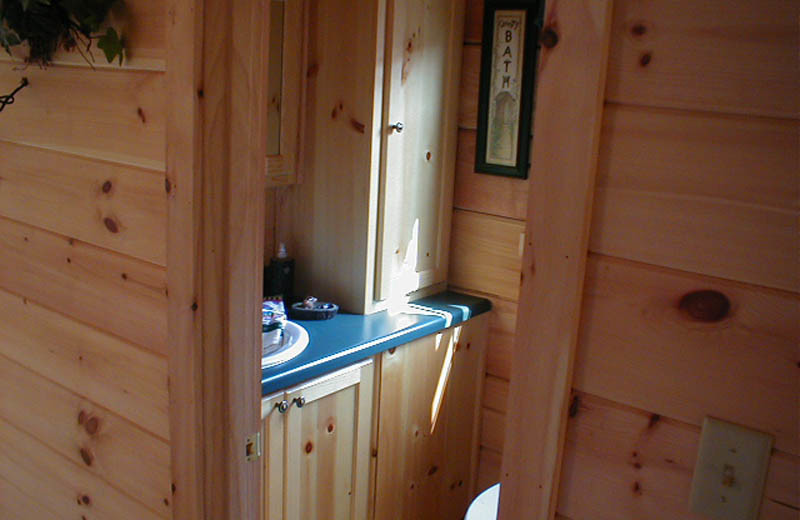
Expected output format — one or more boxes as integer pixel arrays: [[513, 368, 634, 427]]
[[262, 321, 309, 368]]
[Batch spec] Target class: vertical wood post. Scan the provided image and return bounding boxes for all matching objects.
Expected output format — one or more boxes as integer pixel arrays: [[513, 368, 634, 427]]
[[498, 1, 613, 518]]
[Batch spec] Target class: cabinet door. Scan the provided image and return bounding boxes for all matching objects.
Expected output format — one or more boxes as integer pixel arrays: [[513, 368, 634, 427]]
[[277, 360, 375, 520], [262, 391, 289, 520], [374, 0, 466, 301], [374, 316, 488, 519]]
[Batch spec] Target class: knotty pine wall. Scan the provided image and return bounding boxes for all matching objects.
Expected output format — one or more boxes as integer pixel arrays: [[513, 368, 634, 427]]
[[0, 3, 173, 518], [449, 0, 799, 518]]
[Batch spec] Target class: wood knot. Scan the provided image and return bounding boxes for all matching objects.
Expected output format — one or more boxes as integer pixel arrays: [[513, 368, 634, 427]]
[[101, 180, 113, 194], [679, 290, 730, 322], [631, 23, 647, 36], [648, 413, 661, 429], [80, 494, 91, 505], [639, 52, 652, 67], [540, 27, 559, 49], [350, 118, 366, 134], [326, 422, 335, 434], [305, 441, 313, 454], [79, 447, 94, 467], [137, 107, 147, 124], [632, 481, 642, 495], [165, 178, 172, 194], [103, 217, 119, 234], [306, 63, 319, 78], [85, 416, 100, 435], [427, 465, 438, 476], [568, 394, 580, 418]]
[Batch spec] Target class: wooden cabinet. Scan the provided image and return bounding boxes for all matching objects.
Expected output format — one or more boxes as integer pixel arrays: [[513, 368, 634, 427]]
[[374, 314, 488, 519], [290, 0, 465, 313], [261, 359, 375, 519], [260, 315, 488, 520]]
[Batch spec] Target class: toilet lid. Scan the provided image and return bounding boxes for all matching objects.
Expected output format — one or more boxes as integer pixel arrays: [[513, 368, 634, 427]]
[[465, 483, 500, 520]]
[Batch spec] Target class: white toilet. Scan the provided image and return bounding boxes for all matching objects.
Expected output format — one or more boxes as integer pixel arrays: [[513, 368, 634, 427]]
[[465, 483, 500, 520]]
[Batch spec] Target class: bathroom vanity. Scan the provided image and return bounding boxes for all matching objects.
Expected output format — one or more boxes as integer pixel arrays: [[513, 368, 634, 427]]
[[260, 292, 490, 519]]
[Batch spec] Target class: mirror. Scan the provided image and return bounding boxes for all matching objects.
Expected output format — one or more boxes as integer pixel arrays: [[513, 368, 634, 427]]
[[266, 0, 307, 184]]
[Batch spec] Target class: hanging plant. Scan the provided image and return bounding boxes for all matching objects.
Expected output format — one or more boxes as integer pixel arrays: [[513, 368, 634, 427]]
[[0, 0, 125, 67]]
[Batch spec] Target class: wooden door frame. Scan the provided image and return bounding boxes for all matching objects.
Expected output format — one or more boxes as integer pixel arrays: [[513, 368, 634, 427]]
[[166, 0, 267, 518], [498, 1, 614, 519]]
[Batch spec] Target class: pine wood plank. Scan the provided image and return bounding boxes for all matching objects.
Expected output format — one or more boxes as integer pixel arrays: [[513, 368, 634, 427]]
[[481, 407, 506, 454], [606, 0, 800, 118], [476, 447, 502, 494], [574, 254, 799, 454], [483, 375, 509, 415], [557, 393, 799, 520], [454, 129, 529, 220], [448, 290, 519, 381], [0, 288, 169, 439], [287, 0, 386, 313], [375, 0, 463, 301], [463, 0, 483, 43], [599, 105, 799, 212], [0, 0, 167, 70], [500, 3, 614, 518], [0, 141, 167, 266], [0, 475, 61, 520], [590, 186, 799, 292], [0, 417, 167, 520], [0, 216, 167, 353], [449, 209, 524, 301], [458, 43, 480, 129], [0, 67, 165, 169], [164, 0, 205, 516], [375, 321, 486, 520], [0, 355, 172, 516]]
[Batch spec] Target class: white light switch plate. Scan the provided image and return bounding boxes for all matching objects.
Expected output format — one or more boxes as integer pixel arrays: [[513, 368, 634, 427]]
[[689, 417, 773, 520]]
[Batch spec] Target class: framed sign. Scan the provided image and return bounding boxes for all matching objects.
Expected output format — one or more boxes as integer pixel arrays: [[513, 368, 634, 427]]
[[475, 0, 544, 178]]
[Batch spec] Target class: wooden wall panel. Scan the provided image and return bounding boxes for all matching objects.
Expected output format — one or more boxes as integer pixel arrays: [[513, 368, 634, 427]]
[[463, 0, 483, 43], [0, 356, 172, 515], [598, 105, 799, 212], [0, 141, 167, 265], [0, 67, 166, 169], [0, 475, 61, 520], [454, 129, 529, 220], [476, 447, 502, 494], [574, 255, 799, 454], [606, 0, 800, 118], [590, 185, 798, 292], [0, 417, 166, 520], [0, 217, 167, 353], [0, 288, 169, 439], [592, 104, 800, 291], [449, 209, 524, 301], [457, 44, 480, 129], [557, 393, 799, 520]]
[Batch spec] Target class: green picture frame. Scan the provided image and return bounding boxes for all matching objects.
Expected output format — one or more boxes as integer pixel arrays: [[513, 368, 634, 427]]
[[475, 0, 544, 179]]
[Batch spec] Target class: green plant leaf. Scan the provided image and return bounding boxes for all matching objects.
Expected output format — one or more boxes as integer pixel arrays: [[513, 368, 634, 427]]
[[21, 0, 50, 11], [97, 26, 123, 64], [0, 24, 20, 55]]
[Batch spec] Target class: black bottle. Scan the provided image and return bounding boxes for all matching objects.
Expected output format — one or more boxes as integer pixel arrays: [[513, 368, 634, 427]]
[[264, 243, 295, 304]]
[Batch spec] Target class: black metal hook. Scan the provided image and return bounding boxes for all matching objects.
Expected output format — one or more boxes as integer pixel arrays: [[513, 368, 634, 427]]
[[0, 77, 29, 113]]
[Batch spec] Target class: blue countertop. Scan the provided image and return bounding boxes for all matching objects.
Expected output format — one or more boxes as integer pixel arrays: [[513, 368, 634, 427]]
[[261, 291, 491, 395]]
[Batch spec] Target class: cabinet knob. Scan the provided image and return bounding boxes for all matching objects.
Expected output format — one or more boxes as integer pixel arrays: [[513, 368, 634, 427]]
[[293, 396, 306, 408], [276, 400, 289, 414], [390, 121, 405, 134]]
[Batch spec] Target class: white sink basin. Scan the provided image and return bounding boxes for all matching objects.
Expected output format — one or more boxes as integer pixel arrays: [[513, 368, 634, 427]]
[[262, 321, 309, 368]]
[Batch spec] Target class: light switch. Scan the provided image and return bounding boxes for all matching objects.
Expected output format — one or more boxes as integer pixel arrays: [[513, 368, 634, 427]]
[[689, 417, 773, 520]]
